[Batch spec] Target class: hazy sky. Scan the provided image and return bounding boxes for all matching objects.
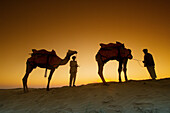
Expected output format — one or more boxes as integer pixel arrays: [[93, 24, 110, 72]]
[[0, 0, 170, 88]]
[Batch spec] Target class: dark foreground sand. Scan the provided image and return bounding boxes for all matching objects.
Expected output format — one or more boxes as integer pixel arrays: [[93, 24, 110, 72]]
[[0, 78, 170, 113]]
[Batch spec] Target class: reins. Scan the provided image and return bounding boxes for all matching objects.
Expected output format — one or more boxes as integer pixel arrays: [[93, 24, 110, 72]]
[[132, 58, 144, 67]]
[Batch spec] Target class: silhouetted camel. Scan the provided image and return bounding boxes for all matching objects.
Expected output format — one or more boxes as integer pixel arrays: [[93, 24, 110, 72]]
[[22, 49, 77, 92], [95, 42, 133, 85]]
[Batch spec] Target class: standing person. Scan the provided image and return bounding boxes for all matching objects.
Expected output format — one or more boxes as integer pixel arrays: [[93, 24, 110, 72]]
[[142, 49, 157, 80], [69, 56, 79, 87]]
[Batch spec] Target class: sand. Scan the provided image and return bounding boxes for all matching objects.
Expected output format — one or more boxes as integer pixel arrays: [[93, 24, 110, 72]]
[[0, 78, 170, 113]]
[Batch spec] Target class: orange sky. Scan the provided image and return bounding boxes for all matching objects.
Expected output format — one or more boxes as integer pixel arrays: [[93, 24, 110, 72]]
[[0, 0, 170, 88]]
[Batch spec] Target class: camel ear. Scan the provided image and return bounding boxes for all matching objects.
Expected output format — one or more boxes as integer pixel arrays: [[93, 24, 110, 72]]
[[128, 49, 131, 53]]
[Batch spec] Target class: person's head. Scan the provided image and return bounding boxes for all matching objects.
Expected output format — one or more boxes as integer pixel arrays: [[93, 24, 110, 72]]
[[72, 56, 76, 60], [143, 49, 148, 54]]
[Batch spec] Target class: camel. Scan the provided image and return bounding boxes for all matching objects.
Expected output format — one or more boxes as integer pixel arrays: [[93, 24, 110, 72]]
[[95, 42, 133, 85], [22, 49, 77, 92]]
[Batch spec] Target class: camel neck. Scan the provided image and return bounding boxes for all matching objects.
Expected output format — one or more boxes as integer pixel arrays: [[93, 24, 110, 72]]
[[60, 53, 71, 65]]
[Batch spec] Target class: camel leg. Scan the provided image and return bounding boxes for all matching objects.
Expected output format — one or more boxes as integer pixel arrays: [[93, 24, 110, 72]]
[[22, 63, 33, 92], [123, 60, 128, 82], [47, 68, 55, 91], [98, 62, 107, 85], [118, 61, 123, 83]]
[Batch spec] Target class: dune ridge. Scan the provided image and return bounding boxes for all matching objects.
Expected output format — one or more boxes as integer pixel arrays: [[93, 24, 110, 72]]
[[0, 78, 170, 113]]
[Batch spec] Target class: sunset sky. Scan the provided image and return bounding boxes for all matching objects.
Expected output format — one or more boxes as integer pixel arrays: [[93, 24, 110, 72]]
[[0, 0, 170, 89]]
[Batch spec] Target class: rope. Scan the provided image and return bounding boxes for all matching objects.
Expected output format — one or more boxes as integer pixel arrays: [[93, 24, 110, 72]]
[[133, 58, 142, 61], [132, 58, 144, 67]]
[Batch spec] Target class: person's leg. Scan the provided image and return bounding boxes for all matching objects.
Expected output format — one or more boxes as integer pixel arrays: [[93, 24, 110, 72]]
[[150, 66, 157, 79], [69, 74, 73, 87], [147, 66, 157, 80], [73, 72, 77, 87]]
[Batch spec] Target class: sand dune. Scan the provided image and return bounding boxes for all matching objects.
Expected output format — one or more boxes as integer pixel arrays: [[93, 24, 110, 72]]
[[0, 78, 170, 113]]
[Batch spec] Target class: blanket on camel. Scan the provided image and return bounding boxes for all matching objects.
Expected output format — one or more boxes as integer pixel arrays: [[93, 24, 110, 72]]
[[27, 49, 62, 68], [98, 42, 130, 62]]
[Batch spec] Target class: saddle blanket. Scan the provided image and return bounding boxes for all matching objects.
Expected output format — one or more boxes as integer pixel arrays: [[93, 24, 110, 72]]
[[98, 42, 130, 62], [27, 49, 62, 68]]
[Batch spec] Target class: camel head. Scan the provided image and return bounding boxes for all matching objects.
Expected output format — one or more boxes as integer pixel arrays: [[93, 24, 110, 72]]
[[127, 49, 133, 59], [67, 50, 77, 56]]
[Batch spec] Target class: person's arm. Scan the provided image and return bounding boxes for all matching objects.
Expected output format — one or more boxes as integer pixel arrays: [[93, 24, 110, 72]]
[[70, 61, 73, 67], [143, 55, 147, 67], [150, 54, 155, 66], [143, 55, 146, 63], [76, 61, 79, 67]]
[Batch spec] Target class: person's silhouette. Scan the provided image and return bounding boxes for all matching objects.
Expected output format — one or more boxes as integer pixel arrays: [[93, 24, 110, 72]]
[[143, 49, 157, 80], [69, 56, 79, 87]]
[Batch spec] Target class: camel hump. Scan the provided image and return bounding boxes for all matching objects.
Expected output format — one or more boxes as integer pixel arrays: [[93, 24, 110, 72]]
[[100, 41, 124, 49], [32, 49, 37, 53], [31, 49, 56, 56]]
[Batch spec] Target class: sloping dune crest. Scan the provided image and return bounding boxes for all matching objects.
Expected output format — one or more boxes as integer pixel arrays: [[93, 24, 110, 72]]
[[0, 78, 170, 113]]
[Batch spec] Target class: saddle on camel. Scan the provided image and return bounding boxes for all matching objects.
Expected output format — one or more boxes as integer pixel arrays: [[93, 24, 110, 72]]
[[27, 49, 62, 77], [98, 42, 132, 63]]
